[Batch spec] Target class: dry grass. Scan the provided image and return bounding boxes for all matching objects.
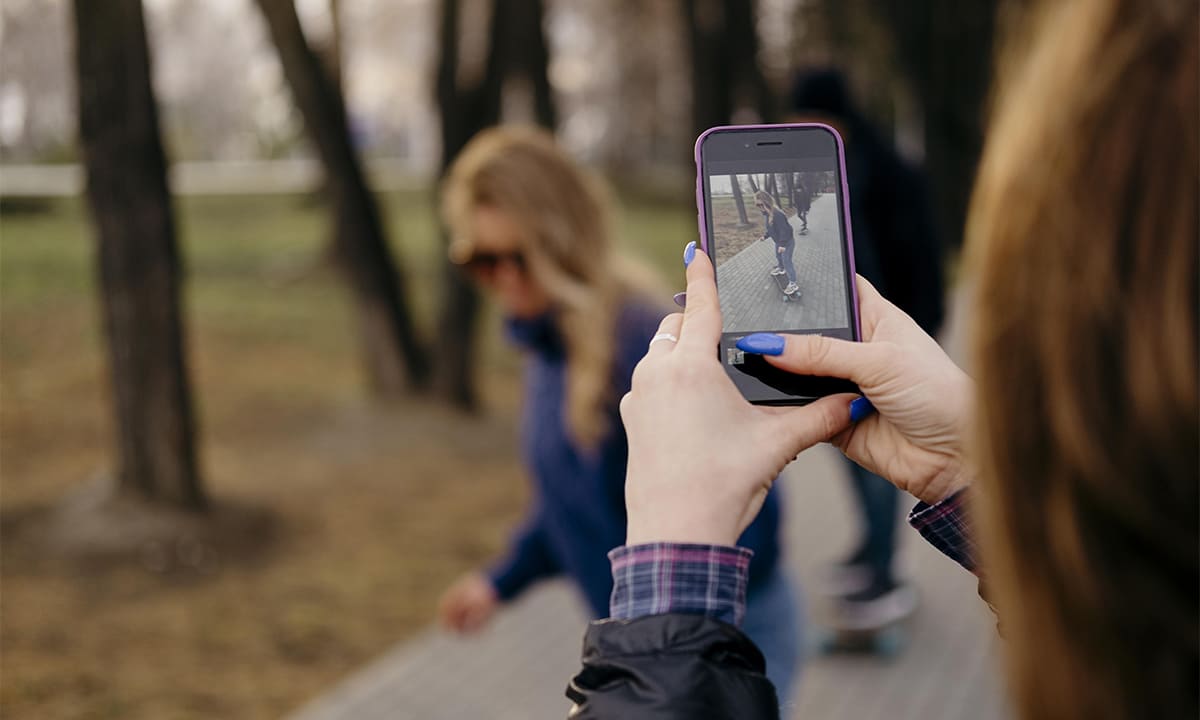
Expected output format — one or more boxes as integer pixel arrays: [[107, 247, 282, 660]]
[[0, 191, 692, 719], [710, 196, 797, 266]]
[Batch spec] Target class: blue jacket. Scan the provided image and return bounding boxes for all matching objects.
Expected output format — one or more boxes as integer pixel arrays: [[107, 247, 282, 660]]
[[761, 207, 795, 249], [488, 301, 783, 618]]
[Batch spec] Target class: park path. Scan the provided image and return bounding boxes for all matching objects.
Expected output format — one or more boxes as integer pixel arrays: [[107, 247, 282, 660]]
[[285, 286, 1007, 720], [718, 193, 850, 334]]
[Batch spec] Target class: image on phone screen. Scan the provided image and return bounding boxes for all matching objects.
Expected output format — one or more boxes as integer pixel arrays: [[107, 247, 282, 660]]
[[709, 171, 848, 332], [698, 125, 859, 404]]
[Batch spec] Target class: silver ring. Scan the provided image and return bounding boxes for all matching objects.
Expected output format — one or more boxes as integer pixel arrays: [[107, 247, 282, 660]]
[[649, 332, 679, 347]]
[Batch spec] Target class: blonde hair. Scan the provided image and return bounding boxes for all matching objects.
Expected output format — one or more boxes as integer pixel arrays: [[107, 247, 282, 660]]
[[967, 1, 1197, 718], [441, 126, 661, 446], [753, 190, 775, 209]]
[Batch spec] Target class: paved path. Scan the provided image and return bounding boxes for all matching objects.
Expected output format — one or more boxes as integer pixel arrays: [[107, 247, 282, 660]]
[[718, 193, 850, 334], [286, 392, 1009, 718]]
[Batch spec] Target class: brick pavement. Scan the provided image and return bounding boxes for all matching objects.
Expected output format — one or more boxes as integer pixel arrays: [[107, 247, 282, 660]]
[[717, 193, 850, 334]]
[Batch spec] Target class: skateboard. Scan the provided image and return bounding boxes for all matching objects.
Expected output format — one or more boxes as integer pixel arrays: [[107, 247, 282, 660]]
[[813, 584, 917, 659], [771, 269, 801, 302]]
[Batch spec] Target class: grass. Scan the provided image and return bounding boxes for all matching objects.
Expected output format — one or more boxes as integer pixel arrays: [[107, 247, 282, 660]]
[[0, 189, 694, 719]]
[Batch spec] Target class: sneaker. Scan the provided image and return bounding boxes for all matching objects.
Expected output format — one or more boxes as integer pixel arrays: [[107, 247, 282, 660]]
[[815, 562, 875, 597], [769, 267, 787, 276], [831, 583, 919, 632], [784, 282, 799, 295]]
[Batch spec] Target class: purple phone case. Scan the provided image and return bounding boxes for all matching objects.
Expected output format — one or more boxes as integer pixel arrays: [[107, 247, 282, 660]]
[[693, 123, 862, 340]]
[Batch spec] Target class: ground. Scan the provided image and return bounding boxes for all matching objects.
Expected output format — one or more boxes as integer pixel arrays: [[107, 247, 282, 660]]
[[0, 189, 693, 719]]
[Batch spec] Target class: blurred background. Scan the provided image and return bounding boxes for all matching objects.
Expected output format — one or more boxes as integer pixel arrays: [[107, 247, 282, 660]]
[[1, 0, 1010, 717]]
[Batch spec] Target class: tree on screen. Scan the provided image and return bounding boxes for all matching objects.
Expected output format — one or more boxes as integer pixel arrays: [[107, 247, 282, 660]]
[[730, 174, 751, 226]]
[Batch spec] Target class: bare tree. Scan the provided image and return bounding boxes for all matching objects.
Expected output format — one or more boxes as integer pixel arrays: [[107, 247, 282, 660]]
[[72, 0, 203, 509], [434, 0, 556, 409], [875, 0, 998, 249], [682, 0, 775, 139], [255, 0, 429, 395]]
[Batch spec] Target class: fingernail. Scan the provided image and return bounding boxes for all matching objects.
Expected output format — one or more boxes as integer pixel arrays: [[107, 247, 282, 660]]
[[683, 241, 697, 266], [673, 292, 687, 308], [736, 333, 785, 356], [849, 397, 876, 423]]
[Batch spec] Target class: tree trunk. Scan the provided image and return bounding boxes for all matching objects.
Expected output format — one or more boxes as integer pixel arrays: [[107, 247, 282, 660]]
[[255, 0, 429, 394], [682, 0, 732, 139], [723, 0, 775, 122], [326, 0, 343, 93], [433, 0, 557, 409], [682, 0, 773, 140], [784, 172, 795, 207], [72, 0, 204, 510], [877, 0, 997, 249], [730, 174, 750, 226], [747, 174, 760, 192]]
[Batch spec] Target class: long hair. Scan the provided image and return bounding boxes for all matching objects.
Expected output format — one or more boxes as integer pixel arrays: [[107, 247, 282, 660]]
[[966, 1, 1198, 718], [753, 190, 775, 210], [441, 126, 661, 446]]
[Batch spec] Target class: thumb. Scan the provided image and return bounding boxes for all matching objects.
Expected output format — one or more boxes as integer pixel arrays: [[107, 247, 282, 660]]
[[768, 394, 854, 459]]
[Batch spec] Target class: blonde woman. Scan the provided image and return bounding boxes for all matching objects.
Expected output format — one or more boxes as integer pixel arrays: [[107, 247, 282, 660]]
[[754, 190, 800, 296], [434, 127, 803, 700], [568, 0, 1196, 716]]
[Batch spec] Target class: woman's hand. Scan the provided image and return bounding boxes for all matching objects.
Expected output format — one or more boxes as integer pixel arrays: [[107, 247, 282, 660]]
[[620, 248, 854, 547], [437, 572, 499, 634], [738, 276, 974, 504]]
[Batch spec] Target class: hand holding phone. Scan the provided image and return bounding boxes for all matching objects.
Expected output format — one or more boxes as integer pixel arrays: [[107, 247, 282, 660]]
[[622, 249, 856, 546], [695, 124, 861, 404]]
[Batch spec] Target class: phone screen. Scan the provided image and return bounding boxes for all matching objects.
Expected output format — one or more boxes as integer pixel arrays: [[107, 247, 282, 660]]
[[697, 124, 860, 404]]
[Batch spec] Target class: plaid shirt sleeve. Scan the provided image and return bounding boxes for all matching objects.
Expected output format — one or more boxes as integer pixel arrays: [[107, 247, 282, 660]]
[[908, 489, 977, 573], [608, 543, 753, 627]]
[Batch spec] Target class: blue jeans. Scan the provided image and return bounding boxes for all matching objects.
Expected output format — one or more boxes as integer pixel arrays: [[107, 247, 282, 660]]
[[742, 569, 803, 707], [775, 242, 797, 283], [845, 458, 899, 587]]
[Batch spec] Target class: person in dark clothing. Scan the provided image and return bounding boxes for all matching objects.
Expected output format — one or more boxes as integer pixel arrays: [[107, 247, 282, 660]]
[[793, 175, 812, 234], [789, 68, 945, 621], [754, 190, 800, 295], [433, 126, 803, 701]]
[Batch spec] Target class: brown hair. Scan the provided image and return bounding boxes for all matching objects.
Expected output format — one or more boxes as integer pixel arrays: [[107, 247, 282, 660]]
[[967, 1, 1198, 718], [441, 126, 662, 446]]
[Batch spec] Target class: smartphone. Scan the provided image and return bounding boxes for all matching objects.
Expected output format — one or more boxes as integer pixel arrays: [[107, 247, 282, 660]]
[[695, 123, 861, 405]]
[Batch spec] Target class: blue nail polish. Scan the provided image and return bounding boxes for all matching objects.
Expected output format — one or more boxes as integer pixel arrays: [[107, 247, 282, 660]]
[[849, 397, 876, 423], [673, 292, 687, 308], [736, 333, 786, 356], [683, 241, 697, 266]]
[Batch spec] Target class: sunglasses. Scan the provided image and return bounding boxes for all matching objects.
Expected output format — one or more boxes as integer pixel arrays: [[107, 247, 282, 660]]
[[457, 250, 527, 277]]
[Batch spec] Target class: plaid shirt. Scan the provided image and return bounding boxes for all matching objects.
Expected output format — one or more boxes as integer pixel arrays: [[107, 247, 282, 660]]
[[609, 490, 974, 625]]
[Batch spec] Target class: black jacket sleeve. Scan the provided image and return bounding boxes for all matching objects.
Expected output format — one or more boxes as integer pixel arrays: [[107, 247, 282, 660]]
[[565, 614, 780, 720]]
